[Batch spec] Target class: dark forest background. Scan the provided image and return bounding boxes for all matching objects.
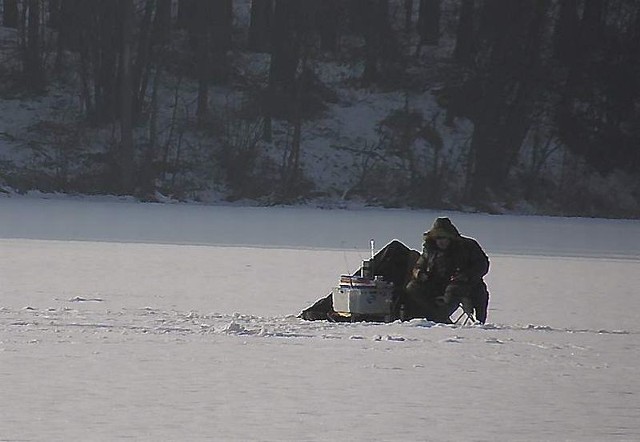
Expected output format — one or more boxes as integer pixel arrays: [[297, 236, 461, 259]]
[[0, 0, 638, 218]]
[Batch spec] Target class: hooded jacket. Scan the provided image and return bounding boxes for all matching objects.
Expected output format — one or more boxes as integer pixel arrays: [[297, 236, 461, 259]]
[[414, 217, 489, 285]]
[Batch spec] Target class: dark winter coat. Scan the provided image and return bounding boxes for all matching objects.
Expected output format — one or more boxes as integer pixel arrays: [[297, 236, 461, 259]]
[[414, 217, 489, 285], [400, 218, 490, 322], [415, 236, 489, 285]]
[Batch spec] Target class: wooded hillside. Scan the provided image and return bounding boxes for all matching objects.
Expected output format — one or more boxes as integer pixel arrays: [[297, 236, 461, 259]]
[[1, 0, 638, 217]]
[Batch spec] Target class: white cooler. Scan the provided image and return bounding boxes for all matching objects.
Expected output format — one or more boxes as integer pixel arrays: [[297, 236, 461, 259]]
[[332, 275, 394, 316]]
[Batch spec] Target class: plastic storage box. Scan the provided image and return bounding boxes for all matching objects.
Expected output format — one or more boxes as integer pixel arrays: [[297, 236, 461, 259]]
[[332, 275, 394, 315]]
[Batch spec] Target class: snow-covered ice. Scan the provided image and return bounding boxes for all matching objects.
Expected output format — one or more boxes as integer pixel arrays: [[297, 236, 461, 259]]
[[1, 195, 639, 441]]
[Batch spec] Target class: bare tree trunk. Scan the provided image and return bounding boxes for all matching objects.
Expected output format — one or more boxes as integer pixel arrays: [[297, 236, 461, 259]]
[[141, 65, 161, 198], [120, 0, 135, 193], [453, 0, 474, 64], [141, 0, 171, 197], [192, 1, 213, 127], [176, 0, 194, 29], [347, 0, 367, 35], [281, 114, 302, 199], [404, 0, 413, 34], [213, 0, 233, 51], [318, 0, 339, 52], [155, 0, 172, 36], [211, 0, 233, 82], [92, 2, 120, 123], [362, 0, 389, 85], [269, 0, 299, 92], [416, 0, 440, 55], [262, 0, 295, 141], [553, 0, 579, 61], [49, 0, 61, 28], [24, 0, 45, 91], [3, 0, 18, 28], [263, 0, 300, 139], [249, 0, 273, 52], [133, 0, 155, 119]]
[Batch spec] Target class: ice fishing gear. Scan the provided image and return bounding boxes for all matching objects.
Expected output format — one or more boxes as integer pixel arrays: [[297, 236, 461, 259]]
[[331, 239, 395, 322]]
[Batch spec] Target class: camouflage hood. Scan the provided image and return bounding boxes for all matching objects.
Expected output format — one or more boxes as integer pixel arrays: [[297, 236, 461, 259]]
[[423, 217, 461, 242]]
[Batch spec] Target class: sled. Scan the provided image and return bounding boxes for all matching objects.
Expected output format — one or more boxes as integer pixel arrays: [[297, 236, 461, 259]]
[[300, 240, 420, 323]]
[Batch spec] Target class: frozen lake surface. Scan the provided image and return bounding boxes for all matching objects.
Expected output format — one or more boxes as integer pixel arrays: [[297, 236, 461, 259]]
[[1, 196, 639, 441]]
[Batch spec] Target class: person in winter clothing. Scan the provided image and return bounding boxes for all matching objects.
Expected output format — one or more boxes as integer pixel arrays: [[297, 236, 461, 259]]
[[404, 217, 490, 323]]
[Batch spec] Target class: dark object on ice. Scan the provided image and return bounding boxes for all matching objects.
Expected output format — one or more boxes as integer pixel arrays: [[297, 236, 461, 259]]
[[299, 219, 490, 324], [300, 239, 470, 323], [299, 240, 419, 322], [408, 217, 490, 323]]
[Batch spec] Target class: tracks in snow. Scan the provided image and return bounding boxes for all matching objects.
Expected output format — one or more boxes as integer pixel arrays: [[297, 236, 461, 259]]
[[0, 306, 634, 347]]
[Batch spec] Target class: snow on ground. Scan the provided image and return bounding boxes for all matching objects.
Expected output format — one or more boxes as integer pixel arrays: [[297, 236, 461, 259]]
[[1, 195, 640, 441]]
